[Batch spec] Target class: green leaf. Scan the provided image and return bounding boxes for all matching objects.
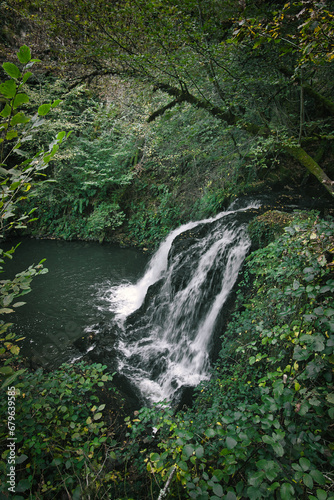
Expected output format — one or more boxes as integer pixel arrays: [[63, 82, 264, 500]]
[[13, 93, 29, 109], [10, 345, 20, 355], [196, 445, 204, 458], [280, 483, 295, 500], [6, 130, 18, 141], [93, 412, 102, 420], [299, 457, 310, 471], [262, 435, 274, 445], [249, 470, 265, 488], [3, 62, 21, 80], [16, 478, 30, 492], [226, 436, 237, 449], [17, 45, 31, 64], [0, 79, 16, 98], [11, 112, 30, 125], [225, 492, 237, 500], [178, 460, 188, 472], [52, 99, 62, 108], [16, 454, 28, 464], [213, 469, 224, 482], [38, 103, 51, 116], [326, 393, 334, 404], [205, 428, 216, 438], [51, 457, 63, 466], [316, 489, 327, 500], [303, 473, 313, 489], [212, 483, 223, 497], [0, 103, 11, 118], [183, 444, 195, 458], [22, 71, 32, 84], [0, 366, 14, 375], [310, 469, 326, 485]]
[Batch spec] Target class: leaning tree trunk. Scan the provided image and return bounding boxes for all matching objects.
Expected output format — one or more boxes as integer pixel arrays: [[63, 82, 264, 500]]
[[286, 146, 334, 199]]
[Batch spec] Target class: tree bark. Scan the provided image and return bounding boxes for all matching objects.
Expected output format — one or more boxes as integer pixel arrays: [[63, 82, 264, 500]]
[[286, 145, 334, 198], [151, 82, 334, 199]]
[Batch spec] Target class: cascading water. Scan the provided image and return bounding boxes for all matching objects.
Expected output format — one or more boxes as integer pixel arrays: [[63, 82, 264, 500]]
[[104, 201, 260, 404]]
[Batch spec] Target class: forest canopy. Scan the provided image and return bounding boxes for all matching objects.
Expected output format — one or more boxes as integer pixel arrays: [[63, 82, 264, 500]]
[[4, 0, 334, 200]]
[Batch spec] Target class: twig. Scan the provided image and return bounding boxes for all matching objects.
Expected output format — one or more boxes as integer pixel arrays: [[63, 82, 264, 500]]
[[157, 466, 176, 500]]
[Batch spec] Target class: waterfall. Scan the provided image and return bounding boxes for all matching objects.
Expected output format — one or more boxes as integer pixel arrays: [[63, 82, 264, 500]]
[[107, 201, 260, 404]]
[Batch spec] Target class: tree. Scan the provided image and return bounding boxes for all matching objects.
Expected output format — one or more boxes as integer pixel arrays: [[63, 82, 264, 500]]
[[0, 45, 69, 387], [9, 0, 334, 198]]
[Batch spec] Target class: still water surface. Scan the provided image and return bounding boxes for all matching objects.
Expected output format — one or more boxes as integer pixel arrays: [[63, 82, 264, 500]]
[[3, 238, 149, 368]]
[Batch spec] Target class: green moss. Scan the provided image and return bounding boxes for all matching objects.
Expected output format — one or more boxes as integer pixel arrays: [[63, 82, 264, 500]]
[[248, 210, 294, 248]]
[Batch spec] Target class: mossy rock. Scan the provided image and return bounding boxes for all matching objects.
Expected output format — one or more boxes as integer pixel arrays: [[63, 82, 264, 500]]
[[248, 210, 294, 249]]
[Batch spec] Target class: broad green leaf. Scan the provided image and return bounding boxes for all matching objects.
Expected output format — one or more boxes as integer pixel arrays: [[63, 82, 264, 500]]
[[0, 79, 16, 98], [38, 103, 51, 116], [6, 130, 18, 141], [11, 112, 30, 126], [280, 483, 295, 500], [262, 435, 274, 445], [10, 345, 20, 355], [0, 103, 11, 118], [226, 436, 237, 449], [310, 469, 326, 485], [3, 62, 21, 79], [249, 470, 265, 487], [316, 489, 327, 500], [326, 393, 334, 404], [196, 445, 204, 458], [225, 492, 237, 500], [13, 93, 29, 109], [178, 460, 188, 471], [93, 412, 102, 420], [205, 428, 216, 438], [212, 483, 223, 497], [17, 45, 31, 64], [299, 457, 310, 471], [57, 131, 66, 141], [22, 71, 32, 84], [213, 469, 224, 481], [52, 99, 62, 108], [303, 473, 313, 489], [0, 366, 13, 375], [16, 478, 30, 492], [183, 444, 194, 458], [16, 454, 28, 464]]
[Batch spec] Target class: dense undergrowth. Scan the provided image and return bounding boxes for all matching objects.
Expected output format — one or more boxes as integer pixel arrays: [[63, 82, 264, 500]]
[[118, 211, 334, 500], [1, 211, 334, 499], [19, 76, 305, 248], [1, 43, 334, 500]]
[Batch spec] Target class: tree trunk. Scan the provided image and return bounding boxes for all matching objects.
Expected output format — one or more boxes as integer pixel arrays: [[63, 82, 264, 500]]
[[285, 145, 334, 198]]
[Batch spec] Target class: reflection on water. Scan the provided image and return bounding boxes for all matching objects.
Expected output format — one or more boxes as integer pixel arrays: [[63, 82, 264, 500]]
[[2, 238, 149, 368]]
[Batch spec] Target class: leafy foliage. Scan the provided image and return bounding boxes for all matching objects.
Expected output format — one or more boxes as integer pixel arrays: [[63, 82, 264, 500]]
[[0, 362, 122, 499], [121, 212, 334, 499]]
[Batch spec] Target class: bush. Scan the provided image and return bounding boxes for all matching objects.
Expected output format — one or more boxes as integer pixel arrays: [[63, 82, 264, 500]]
[[124, 212, 334, 500]]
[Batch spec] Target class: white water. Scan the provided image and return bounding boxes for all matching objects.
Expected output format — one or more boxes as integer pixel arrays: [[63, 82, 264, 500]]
[[106, 201, 260, 404]]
